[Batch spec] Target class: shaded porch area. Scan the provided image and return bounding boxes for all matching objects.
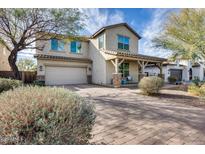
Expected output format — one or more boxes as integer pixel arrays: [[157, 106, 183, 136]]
[[103, 50, 167, 87]]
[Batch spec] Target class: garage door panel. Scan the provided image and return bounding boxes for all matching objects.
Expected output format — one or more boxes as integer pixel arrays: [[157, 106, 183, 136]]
[[45, 66, 87, 85], [170, 69, 182, 81]]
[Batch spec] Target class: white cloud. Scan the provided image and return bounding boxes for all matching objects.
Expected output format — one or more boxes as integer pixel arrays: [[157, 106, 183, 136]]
[[80, 8, 124, 35], [130, 20, 136, 27], [139, 9, 175, 58]]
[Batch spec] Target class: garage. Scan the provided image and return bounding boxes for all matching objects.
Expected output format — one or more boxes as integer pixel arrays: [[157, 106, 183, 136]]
[[170, 69, 182, 81], [45, 66, 87, 85]]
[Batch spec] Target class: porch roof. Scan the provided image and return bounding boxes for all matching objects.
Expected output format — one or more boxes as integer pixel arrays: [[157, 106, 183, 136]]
[[34, 54, 92, 63], [102, 50, 167, 62]]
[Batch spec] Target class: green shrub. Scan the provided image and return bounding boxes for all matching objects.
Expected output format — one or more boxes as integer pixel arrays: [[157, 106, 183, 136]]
[[33, 80, 45, 86], [0, 86, 96, 145], [0, 78, 22, 93], [139, 76, 164, 95], [168, 76, 177, 84], [192, 77, 201, 86]]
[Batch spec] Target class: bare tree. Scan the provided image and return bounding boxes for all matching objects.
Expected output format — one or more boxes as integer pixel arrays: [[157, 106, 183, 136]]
[[0, 8, 84, 79]]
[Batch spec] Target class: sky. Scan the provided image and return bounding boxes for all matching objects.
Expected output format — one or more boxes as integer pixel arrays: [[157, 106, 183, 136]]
[[18, 8, 179, 60]]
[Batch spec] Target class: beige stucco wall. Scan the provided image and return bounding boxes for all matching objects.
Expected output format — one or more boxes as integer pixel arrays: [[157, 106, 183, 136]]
[[88, 37, 107, 85], [106, 61, 115, 84], [0, 44, 11, 71], [129, 61, 139, 82], [36, 39, 89, 59], [105, 25, 139, 54], [37, 59, 91, 77]]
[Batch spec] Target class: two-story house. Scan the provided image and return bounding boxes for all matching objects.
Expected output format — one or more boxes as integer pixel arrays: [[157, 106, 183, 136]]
[[35, 23, 166, 87]]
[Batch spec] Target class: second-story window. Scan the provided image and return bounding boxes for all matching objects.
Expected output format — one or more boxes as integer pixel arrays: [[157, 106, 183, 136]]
[[98, 35, 104, 49], [71, 41, 81, 53], [50, 38, 65, 51], [118, 35, 129, 51]]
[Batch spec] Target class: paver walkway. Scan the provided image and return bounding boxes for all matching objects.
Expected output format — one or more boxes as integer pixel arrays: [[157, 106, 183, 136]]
[[64, 84, 205, 145]]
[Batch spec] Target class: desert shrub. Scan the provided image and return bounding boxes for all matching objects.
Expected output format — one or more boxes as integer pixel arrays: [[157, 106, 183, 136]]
[[33, 80, 45, 86], [199, 84, 205, 96], [0, 78, 22, 93], [188, 83, 205, 96], [168, 76, 177, 84], [188, 84, 201, 96], [0, 86, 96, 145], [192, 77, 201, 86], [139, 76, 164, 95]]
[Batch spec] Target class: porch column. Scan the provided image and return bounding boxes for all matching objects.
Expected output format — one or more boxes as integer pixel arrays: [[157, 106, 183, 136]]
[[138, 61, 148, 80], [111, 58, 124, 88], [159, 63, 163, 74], [115, 58, 119, 73], [157, 62, 164, 80], [138, 61, 148, 74]]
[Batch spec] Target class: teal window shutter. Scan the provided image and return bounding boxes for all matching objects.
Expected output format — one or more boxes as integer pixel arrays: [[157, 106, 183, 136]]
[[71, 41, 77, 53], [51, 39, 58, 50]]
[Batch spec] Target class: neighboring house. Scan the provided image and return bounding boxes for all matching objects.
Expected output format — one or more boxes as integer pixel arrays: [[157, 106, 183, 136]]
[[35, 23, 166, 86], [0, 43, 11, 71], [145, 59, 205, 82]]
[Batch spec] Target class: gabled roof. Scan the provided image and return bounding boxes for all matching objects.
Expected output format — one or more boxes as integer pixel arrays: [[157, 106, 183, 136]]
[[90, 23, 142, 39]]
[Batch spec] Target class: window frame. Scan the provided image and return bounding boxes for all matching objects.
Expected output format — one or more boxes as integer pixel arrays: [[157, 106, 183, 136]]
[[70, 41, 82, 53], [50, 38, 65, 51], [117, 35, 130, 51], [98, 34, 104, 49]]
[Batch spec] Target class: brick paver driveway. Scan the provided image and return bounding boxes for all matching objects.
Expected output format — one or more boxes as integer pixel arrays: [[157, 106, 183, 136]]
[[64, 84, 205, 145]]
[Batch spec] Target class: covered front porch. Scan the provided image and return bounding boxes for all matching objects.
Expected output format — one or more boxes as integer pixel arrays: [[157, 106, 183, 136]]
[[103, 50, 167, 88]]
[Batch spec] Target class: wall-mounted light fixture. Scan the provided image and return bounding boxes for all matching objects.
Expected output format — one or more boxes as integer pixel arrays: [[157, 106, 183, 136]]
[[39, 65, 43, 71]]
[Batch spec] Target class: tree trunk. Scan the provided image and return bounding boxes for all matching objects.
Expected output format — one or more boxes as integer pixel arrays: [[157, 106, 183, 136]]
[[8, 51, 21, 80]]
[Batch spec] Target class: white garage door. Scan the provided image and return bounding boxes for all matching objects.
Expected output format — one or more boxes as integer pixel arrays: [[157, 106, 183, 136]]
[[45, 66, 87, 85]]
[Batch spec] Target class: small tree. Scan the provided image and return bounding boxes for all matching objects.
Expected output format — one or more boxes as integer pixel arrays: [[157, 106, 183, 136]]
[[17, 58, 37, 71], [153, 9, 205, 61], [0, 9, 84, 79]]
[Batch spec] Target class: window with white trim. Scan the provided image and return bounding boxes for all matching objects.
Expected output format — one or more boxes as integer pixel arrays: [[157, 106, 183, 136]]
[[70, 41, 81, 53], [50, 38, 65, 51], [98, 35, 104, 49], [118, 35, 129, 51]]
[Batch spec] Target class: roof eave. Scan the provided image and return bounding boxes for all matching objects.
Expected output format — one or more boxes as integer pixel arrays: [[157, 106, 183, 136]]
[[90, 23, 142, 39]]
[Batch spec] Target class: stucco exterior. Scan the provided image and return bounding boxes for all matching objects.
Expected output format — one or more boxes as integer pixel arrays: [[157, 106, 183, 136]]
[[192, 66, 204, 81], [36, 39, 89, 59], [0, 44, 11, 71], [105, 25, 139, 54], [88, 36, 107, 85]]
